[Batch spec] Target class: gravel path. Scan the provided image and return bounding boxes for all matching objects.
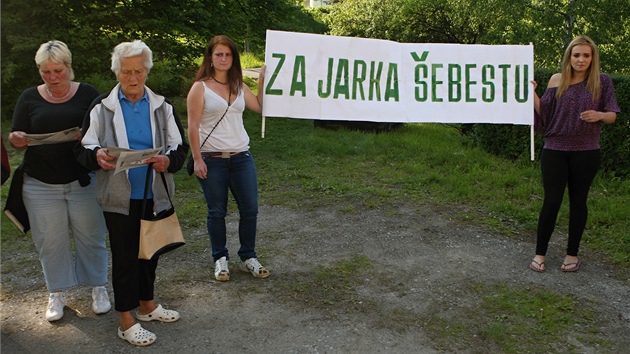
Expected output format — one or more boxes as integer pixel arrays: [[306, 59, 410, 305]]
[[2, 203, 629, 353]]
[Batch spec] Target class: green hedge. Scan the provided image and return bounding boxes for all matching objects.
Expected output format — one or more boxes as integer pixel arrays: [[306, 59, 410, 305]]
[[464, 68, 630, 179]]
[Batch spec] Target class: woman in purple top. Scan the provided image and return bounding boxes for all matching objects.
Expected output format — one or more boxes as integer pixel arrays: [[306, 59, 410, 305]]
[[530, 35, 620, 273]]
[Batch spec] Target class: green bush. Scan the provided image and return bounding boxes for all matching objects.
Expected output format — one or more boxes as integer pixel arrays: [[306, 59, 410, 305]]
[[146, 59, 197, 98], [241, 52, 265, 69], [464, 69, 630, 178], [82, 73, 118, 94], [601, 74, 630, 178]]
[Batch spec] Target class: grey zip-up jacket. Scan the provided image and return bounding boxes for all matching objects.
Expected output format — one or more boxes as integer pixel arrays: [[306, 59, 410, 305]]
[[75, 84, 189, 215]]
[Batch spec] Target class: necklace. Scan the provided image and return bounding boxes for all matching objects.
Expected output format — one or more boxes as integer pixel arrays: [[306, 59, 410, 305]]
[[211, 76, 227, 85], [46, 83, 73, 100]]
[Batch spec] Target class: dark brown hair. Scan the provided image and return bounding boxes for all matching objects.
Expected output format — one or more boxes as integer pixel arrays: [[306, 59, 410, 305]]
[[194, 35, 242, 94]]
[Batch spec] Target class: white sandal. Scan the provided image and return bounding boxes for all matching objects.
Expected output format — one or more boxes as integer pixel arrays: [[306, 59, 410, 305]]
[[118, 323, 156, 346], [136, 304, 180, 322]]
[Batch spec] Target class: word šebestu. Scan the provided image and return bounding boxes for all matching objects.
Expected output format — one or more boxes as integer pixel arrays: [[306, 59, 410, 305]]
[[265, 51, 531, 104]]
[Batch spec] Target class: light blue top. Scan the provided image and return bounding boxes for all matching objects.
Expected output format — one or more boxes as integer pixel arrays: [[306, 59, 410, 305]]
[[119, 90, 153, 199]]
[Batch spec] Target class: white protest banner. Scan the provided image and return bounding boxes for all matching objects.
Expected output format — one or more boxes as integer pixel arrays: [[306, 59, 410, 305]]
[[262, 30, 534, 125]]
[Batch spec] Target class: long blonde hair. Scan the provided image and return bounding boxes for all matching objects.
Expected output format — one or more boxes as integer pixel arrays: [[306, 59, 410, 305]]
[[556, 35, 601, 101]]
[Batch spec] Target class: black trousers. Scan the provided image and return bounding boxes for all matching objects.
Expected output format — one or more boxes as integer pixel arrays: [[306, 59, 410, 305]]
[[104, 199, 158, 312], [536, 149, 601, 257]]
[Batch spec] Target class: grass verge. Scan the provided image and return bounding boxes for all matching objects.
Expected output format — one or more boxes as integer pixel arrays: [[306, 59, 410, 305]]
[[265, 253, 614, 353], [424, 282, 611, 353], [238, 115, 629, 267]]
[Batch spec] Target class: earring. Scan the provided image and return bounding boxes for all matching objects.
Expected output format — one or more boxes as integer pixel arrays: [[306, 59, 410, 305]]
[[211, 63, 213, 67]]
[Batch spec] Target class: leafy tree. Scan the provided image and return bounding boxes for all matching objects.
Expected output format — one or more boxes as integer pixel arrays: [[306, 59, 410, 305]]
[[325, 0, 402, 40], [1, 0, 327, 121], [1, 0, 218, 120], [230, 0, 327, 52], [323, 0, 630, 75]]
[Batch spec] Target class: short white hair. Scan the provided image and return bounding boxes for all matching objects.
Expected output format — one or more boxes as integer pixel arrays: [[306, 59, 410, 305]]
[[35, 40, 75, 80], [110, 40, 153, 75]]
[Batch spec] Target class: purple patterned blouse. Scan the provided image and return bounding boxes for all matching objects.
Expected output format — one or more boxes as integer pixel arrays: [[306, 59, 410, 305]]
[[535, 74, 620, 151]]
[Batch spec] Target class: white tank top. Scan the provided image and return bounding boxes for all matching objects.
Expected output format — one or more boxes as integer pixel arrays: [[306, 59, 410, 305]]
[[198, 81, 250, 152]]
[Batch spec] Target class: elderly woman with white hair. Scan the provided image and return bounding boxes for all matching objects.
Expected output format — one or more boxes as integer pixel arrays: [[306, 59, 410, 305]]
[[76, 40, 189, 346], [8, 40, 111, 322]]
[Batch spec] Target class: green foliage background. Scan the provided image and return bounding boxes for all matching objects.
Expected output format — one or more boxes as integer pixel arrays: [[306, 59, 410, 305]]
[[1, 0, 326, 121], [2, 0, 628, 176], [322, 0, 630, 178], [323, 0, 630, 76], [1, 5, 629, 346]]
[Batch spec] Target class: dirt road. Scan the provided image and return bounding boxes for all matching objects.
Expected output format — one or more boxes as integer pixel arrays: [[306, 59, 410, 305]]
[[1, 203, 629, 353]]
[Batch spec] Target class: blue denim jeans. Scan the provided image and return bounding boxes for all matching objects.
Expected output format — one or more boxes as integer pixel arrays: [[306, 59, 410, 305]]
[[22, 173, 108, 292], [197, 151, 258, 262]]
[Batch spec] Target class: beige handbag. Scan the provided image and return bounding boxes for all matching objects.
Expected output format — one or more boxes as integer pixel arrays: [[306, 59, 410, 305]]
[[138, 167, 185, 260]]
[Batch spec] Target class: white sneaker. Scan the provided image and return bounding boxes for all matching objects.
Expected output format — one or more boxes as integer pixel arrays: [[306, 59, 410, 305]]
[[214, 256, 230, 281], [92, 286, 112, 314], [240, 258, 270, 278], [46, 292, 67, 321]]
